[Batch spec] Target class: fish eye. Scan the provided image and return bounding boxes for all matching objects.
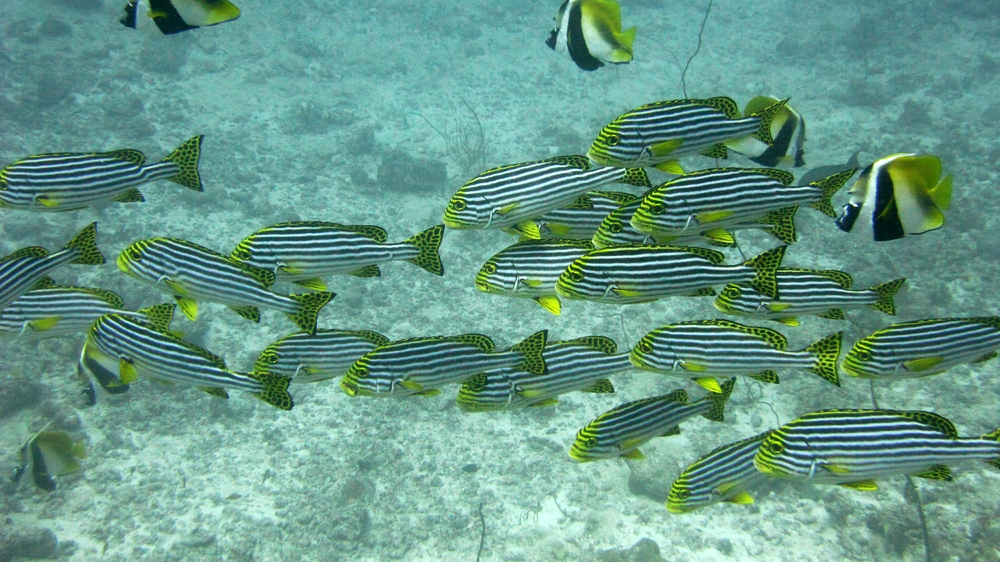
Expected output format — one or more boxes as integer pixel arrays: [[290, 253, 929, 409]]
[[569, 272, 584, 283], [857, 350, 872, 361], [586, 437, 597, 447], [609, 222, 623, 233], [606, 133, 621, 147], [638, 341, 652, 354], [261, 352, 277, 365], [723, 286, 742, 298], [235, 248, 252, 260], [676, 489, 690, 499], [767, 442, 784, 455], [649, 204, 665, 215], [127, 247, 142, 261], [483, 264, 497, 275], [450, 200, 467, 212]]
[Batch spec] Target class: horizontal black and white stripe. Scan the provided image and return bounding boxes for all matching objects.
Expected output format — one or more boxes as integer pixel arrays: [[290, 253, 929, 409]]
[[0, 286, 128, 339], [533, 191, 639, 240], [630, 168, 818, 235], [842, 317, 1000, 379], [630, 320, 814, 376], [87, 313, 264, 393], [231, 222, 413, 281], [0, 152, 177, 210], [444, 156, 640, 230], [715, 269, 874, 318], [253, 329, 390, 382], [118, 238, 300, 314], [476, 239, 593, 298], [588, 98, 759, 166], [0, 225, 98, 311], [667, 430, 772, 513], [342, 335, 521, 396], [555, 245, 749, 303], [569, 390, 711, 461], [754, 410, 1000, 483], [457, 337, 631, 411]]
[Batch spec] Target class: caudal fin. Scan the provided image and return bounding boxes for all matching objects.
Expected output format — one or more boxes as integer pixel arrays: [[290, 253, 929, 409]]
[[744, 245, 786, 299], [703, 377, 735, 422], [617, 167, 650, 188], [750, 98, 789, 146], [286, 291, 335, 335], [807, 168, 857, 218], [65, 222, 105, 265], [250, 370, 294, 411], [804, 331, 842, 386], [510, 329, 548, 376], [760, 207, 798, 244], [868, 278, 906, 315], [162, 135, 204, 192], [403, 224, 445, 276]]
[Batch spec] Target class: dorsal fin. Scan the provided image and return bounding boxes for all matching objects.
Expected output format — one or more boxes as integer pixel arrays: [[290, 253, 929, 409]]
[[687, 319, 788, 349]]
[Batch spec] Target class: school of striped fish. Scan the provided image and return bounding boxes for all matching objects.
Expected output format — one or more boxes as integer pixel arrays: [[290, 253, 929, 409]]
[[1, 0, 991, 529]]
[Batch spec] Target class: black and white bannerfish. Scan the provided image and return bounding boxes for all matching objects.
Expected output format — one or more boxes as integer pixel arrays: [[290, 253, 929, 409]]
[[554, 245, 786, 305], [120, 0, 240, 35], [737, 96, 807, 168], [630, 319, 842, 392], [443, 155, 649, 239], [0, 136, 203, 211], [0, 222, 105, 311], [835, 153, 952, 242], [341, 331, 548, 398], [251, 329, 391, 383], [713, 269, 906, 326], [667, 431, 774, 514], [10, 427, 86, 491], [82, 312, 293, 409], [568, 378, 734, 462], [475, 238, 594, 315], [0, 286, 173, 340], [75, 304, 177, 405], [456, 336, 627, 411], [629, 167, 856, 244], [230, 222, 445, 290], [753, 409, 1000, 491], [586, 97, 788, 173], [117, 237, 335, 334], [545, 0, 636, 72], [841, 317, 1000, 380], [517, 191, 639, 241]]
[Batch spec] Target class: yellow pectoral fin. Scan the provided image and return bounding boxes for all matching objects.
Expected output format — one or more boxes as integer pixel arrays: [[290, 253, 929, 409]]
[[295, 278, 328, 291], [694, 377, 722, 393], [612, 286, 646, 298], [534, 295, 562, 315], [527, 398, 559, 407], [680, 362, 708, 372], [620, 448, 646, 460], [696, 211, 735, 223], [519, 389, 543, 398], [175, 297, 198, 320], [840, 480, 879, 491], [904, 356, 944, 372], [511, 221, 541, 240], [702, 229, 735, 246], [776, 317, 800, 327], [399, 380, 424, 391], [766, 303, 792, 312], [649, 139, 684, 158], [725, 491, 755, 505], [119, 358, 139, 384], [29, 317, 62, 331], [520, 279, 543, 288], [547, 223, 573, 236], [822, 463, 852, 475], [279, 264, 306, 275], [163, 278, 187, 296], [37, 196, 61, 208], [497, 203, 520, 216], [654, 160, 685, 175]]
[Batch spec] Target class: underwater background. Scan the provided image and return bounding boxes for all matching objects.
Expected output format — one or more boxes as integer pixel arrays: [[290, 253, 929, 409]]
[[2, 0, 1000, 560]]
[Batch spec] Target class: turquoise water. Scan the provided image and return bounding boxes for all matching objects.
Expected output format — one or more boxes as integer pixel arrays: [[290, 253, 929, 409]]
[[1, 1, 999, 560]]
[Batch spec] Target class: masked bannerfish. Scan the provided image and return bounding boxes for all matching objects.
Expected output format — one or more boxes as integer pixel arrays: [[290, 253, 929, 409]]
[[835, 153, 952, 242], [10, 427, 86, 491], [120, 0, 240, 35], [545, 0, 636, 72]]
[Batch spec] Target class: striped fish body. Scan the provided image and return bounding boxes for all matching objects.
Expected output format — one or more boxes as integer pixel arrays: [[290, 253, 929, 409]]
[[587, 97, 786, 171], [443, 155, 649, 238], [0, 222, 105, 310], [714, 270, 906, 325], [476, 238, 593, 315], [754, 409, 1000, 488], [84, 313, 292, 409], [230, 222, 445, 283], [0, 286, 127, 339], [667, 431, 773, 513], [457, 336, 627, 411], [252, 329, 390, 383], [117, 237, 334, 333], [630, 168, 855, 237], [555, 245, 785, 304], [569, 378, 734, 462], [341, 330, 548, 397], [591, 195, 689, 248], [0, 136, 203, 211], [526, 191, 639, 240], [842, 317, 1000, 379], [630, 319, 842, 390]]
